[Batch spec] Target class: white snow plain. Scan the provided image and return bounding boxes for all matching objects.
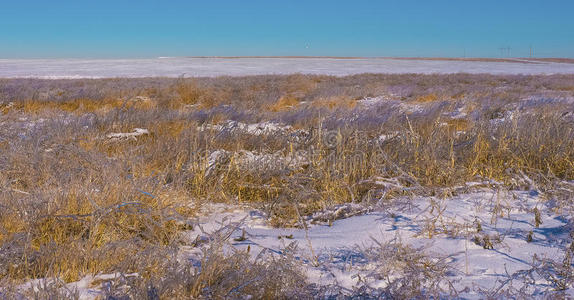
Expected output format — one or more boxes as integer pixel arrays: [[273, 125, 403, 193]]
[[2, 58, 574, 78]]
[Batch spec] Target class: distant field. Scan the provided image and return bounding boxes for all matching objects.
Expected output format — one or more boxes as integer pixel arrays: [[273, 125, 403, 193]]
[[518, 57, 574, 64], [190, 56, 573, 64], [386, 57, 540, 63], [2, 57, 574, 78]]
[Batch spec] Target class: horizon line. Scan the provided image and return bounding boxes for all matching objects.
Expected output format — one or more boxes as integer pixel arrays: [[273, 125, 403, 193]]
[[2, 56, 574, 64]]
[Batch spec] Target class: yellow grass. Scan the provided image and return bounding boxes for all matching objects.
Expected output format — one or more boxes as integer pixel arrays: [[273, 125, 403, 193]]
[[311, 96, 357, 110], [415, 93, 439, 103], [268, 95, 300, 112], [1, 74, 574, 293], [8, 98, 157, 114]]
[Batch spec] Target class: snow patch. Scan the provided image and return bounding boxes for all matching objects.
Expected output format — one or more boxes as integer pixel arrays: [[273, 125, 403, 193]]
[[106, 128, 149, 141], [181, 188, 573, 297], [199, 120, 295, 136], [204, 149, 309, 177]]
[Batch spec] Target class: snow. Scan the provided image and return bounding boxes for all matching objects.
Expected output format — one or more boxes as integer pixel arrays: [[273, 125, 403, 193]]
[[181, 186, 573, 298], [106, 128, 149, 141], [12, 273, 138, 300], [357, 95, 398, 106], [377, 132, 401, 142], [2, 58, 574, 78], [66, 273, 139, 299], [443, 106, 469, 119], [10, 185, 574, 298], [198, 120, 294, 136], [204, 149, 309, 177], [198, 120, 309, 145], [356, 95, 427, 115]]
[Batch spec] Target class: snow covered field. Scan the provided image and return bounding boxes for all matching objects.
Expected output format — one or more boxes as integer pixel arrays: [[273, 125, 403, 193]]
[[185, 185, 574, 299], [2, 74, 574, 298], [19, 185, 574, 298], [2, 57, 574, 78]]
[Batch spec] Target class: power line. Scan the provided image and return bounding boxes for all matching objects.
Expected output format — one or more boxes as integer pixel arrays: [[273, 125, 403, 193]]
[[498, 47, 511, 57]]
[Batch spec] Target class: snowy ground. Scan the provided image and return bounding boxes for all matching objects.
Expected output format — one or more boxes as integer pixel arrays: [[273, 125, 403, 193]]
[[52, 185, 573, 298], [2, 57, 574, 78], [180, 186, 573, 298], [10, 182, 573, 298], [3, 75, 574, 298]]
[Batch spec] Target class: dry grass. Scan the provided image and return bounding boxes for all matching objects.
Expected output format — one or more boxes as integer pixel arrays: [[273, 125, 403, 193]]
[[268, 95, 300, 112], [311, 95, 357, 110], [4, 97, 159, 115], [0, 73, 574, 296], [414, 93, 439, 103]]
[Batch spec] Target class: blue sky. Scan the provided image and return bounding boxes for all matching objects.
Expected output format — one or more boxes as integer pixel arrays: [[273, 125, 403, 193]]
[[1, 0, 573, 58]]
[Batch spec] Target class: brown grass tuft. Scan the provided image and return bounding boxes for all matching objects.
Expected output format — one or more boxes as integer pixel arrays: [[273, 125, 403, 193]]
[[268, 95, 300, 112], [414, 93, 439, 103], [311, 95, 357, 110]]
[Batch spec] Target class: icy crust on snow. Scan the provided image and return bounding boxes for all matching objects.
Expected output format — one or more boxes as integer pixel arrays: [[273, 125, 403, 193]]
[[2, 58, 574, 78], [182, 188, 573, 298]]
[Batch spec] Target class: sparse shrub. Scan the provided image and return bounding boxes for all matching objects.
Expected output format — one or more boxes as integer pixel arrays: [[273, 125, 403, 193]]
[[362, 239, 455, 298], [534, 207, 543, 228]]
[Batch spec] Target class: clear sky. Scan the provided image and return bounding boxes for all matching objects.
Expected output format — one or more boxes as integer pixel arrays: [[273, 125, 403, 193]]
[[1, 0, 573, 58]]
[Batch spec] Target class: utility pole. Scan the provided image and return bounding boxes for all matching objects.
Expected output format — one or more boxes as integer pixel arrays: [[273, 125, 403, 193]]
[[499, 47, 511, 57], [529, 45, 533, 58]]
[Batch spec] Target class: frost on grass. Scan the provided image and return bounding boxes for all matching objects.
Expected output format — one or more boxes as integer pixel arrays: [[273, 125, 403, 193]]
[[199, 120, 294, 136], [181, 187, 574, 298], [1, 74, 574, 299], [204, 149, 309, 177], [106, 128, 149, 141], [198, 120, 309, 143]]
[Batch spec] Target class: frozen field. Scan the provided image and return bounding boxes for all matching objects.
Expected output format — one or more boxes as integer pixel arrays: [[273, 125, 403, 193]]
[[2, 57, 574, 78], [184, 186, 573, 299], [2, 74, 574, 298]]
